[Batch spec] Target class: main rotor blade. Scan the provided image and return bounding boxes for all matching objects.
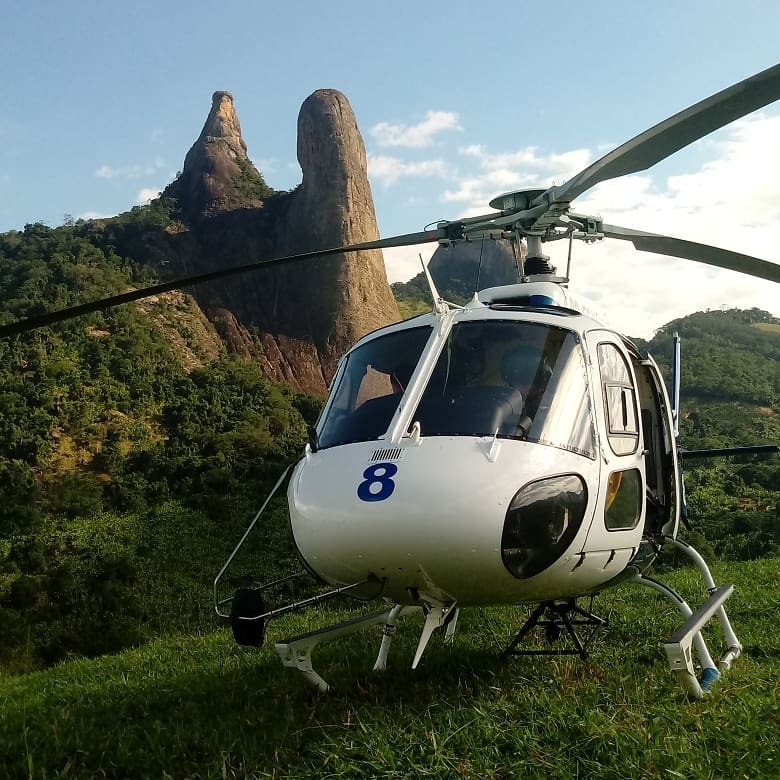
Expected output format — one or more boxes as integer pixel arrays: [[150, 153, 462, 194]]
[[601, 223, 780, 283], [0, 228, 445, 338], [534, 63, 780, 210]]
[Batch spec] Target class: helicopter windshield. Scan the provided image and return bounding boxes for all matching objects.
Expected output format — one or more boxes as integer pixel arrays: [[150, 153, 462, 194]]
[[317, 326, 432, 449], [412, 320, 596, 458]]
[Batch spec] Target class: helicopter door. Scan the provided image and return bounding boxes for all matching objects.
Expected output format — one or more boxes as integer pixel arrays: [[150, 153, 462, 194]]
[[630, 352, 681, 539], [586, 334, 646, 550]]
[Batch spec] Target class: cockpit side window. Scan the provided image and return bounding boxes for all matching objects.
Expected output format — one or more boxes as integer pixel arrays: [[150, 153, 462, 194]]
[[317, 326, 432, 449], [597, 343, 639, 456]]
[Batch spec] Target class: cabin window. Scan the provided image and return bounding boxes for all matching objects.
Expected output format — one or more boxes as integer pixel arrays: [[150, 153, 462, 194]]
[[411, 320, 596, 458], [604, 468, 642, 530], [597, 343, 639, 456], [317, 326, 432, 448]]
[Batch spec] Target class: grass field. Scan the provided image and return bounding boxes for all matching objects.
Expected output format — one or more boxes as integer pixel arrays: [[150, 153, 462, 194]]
[[1, 558, 779, 779], [752, 323, 780, 334]]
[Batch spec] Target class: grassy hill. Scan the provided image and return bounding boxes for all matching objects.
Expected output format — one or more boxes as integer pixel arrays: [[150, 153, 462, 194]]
[[644, 309, 780, 562], [1, 557, 778, 778]]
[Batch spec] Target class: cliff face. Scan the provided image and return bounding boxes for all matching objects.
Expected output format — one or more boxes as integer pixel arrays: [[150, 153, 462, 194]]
[[153, 89, 399, 395], [268, 90, 399, 375], [428, 239, 522, 294]]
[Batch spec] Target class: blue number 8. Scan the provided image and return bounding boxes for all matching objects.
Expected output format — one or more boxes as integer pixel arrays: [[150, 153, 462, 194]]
[[357, 462, 398, 502]]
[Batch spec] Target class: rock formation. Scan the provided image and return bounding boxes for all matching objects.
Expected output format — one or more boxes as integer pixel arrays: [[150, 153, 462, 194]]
[[156, 89, 399, 395], [428, 239, 522, 295], [169, 91, 273, 220]]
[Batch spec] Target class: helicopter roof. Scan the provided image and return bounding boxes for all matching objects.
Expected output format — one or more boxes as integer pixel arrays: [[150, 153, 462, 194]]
[[347, 285, 610, 356]]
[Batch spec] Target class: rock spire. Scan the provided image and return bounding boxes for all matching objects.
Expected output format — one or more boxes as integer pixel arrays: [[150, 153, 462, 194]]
[[167, 91, 272, 219], [157, 88, 399, 395]]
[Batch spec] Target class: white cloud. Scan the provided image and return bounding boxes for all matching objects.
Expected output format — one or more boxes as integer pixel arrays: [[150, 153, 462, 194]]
[[547, 114, 780, 337], [95, 159, 166, 180], [368, 155, 450, 187], [371, 111, 460, 148], [443, 144, 593, 213], [95, 165, 120, 179], [382, 113, 780, 338], [78, 210, 112, 221], [252, 156, 277, 173], [135, 187, 161, 204], [383, 245, 436, 284]]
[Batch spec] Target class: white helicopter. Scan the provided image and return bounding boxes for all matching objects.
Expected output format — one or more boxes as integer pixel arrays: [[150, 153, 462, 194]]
[[3, 64, 779, 699], [213, 63, 780, 699]]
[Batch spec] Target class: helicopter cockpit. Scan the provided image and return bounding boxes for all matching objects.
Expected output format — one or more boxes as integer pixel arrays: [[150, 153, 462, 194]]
[[317, 318, 596, 459]]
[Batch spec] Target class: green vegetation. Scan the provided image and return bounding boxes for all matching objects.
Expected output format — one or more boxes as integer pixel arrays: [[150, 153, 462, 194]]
[[392, 272, 469, 310], [0, 557, 778, 778], [646, 309, 780, 562], [234, 155, 276, 203], [0, 220, 315, 672]]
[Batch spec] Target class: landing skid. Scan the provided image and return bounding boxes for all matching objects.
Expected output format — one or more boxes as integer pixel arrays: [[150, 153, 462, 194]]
[[274, 606, 421, 691], [273, 600, 459, 691], [275, 604, 458, 691], [504, 598, 607, 659], [627, 536, 742, 699]]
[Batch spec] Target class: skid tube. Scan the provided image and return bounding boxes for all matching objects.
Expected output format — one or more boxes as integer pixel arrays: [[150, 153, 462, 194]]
[[273, 599, 459, 691], [274, 605, 422, 692]]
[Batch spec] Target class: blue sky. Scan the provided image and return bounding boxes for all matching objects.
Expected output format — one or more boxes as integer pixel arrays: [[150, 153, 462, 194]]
[[1, 1, 779, 337]]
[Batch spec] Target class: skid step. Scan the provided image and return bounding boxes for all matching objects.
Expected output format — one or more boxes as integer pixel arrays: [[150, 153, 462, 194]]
[[629, 537, 743, 700], [663, 584, 734, 699]]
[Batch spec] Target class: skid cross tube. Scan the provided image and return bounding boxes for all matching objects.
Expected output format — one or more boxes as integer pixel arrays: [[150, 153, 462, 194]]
[[505, 599, 607, 659]]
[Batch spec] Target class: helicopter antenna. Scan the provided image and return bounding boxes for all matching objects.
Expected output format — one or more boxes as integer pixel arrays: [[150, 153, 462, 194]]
[[671, 332, 681, 438]]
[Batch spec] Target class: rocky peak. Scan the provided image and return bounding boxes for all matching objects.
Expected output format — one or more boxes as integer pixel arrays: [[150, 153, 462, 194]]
[[151, 88, 399, 396], [275, 89, 399, 370], [429, 239, 523, 294], [164, 91, 272, 220], [198, 91, 246, 155]]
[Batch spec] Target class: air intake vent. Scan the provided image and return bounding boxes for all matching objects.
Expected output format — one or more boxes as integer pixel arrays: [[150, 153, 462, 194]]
[[370, 448, 404, 462]]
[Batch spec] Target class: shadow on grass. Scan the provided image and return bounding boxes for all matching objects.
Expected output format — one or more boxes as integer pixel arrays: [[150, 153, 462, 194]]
[[7, 575, 779, 778], [1, 621, 628, 778]]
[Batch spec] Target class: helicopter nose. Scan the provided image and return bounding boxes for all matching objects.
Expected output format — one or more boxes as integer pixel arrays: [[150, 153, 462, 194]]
[[288, 438, 598, 604]]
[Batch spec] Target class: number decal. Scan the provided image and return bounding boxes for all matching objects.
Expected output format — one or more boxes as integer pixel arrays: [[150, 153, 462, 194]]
[[357, 462, 398, 502]]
